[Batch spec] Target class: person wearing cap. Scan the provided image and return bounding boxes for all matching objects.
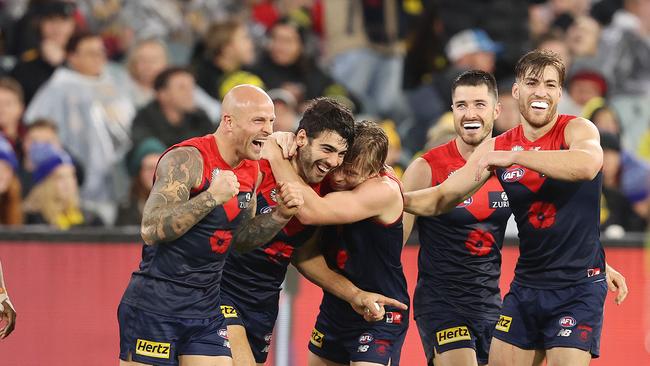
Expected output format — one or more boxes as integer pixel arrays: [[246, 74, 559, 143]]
[[115, 138, 166, 226], [10, 1, 77, 105], [22, 142, 103, 229], [0, 134, 22, 226]]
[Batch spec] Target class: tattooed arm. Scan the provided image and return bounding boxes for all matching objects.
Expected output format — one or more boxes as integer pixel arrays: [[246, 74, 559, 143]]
[[140, 147, 239, 245], [232, 181, 304, 253]]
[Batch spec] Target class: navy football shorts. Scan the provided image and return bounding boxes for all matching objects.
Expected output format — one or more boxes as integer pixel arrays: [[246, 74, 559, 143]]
[[219, 293, 278, 363], [415, 310, 498, 365], [492, 280, 607, 357], [307, 308, 408, 365], [118, 303, 231, 365]]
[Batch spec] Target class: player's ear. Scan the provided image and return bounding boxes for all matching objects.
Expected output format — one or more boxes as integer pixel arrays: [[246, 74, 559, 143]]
[[512, 83, 519, 100], [296, 129, 308, 147]]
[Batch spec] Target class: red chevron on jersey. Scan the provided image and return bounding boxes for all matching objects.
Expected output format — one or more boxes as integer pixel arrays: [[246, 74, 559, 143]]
[[464, 175, 504, 222]]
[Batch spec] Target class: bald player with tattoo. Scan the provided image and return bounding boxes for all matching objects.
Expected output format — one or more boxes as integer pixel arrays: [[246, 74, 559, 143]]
[[117, 85, 303, 366]]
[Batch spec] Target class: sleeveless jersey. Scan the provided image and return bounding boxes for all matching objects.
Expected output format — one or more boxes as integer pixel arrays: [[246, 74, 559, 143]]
[[320, 172, 410, 321], [221, 159, 320, 306], [414, 139, 511, 319], [494, 115, 606, 288], [121, 134, 259, 317]]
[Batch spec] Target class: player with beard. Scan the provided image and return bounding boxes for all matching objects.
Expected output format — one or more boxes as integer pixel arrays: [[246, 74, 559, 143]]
[[264, 120, 410, 366], [401, 70, 510, 366], [404, 51, 628, 366], [220, 99, 407, 366], [118, 85, 304, 366]]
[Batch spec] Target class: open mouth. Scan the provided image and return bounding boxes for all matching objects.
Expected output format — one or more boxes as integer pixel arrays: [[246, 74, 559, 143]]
[[315, 162, 330, 175], [252, 139, 265, 148], [463, 122, 482, 130], [531, 101, 549, 111]]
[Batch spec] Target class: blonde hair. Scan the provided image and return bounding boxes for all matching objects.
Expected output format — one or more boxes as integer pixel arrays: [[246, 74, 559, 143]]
[[23, 167, 82, 229]]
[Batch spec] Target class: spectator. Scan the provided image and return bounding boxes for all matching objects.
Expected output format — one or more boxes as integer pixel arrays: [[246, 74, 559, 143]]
[[589, 105, 623, 137], [115, 138, 165, 226], [600, 132, 648, 235], [254, 17, 358, 111], [24, 32, 134, 225], [268, 88, 299, 132], [193, 20, 264, 101], [0, 78, 26, 155], [23, 142, 103, 229], [125, 39, 221, 121], [130, 66, 214, 150], [493, 80, 520, 136], [0, 135, 22, 226], [10, 1, 76, 104], [564, 68, 608, 117]]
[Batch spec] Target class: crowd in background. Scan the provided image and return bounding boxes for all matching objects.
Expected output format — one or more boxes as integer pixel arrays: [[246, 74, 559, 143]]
[[0, 0, 648, 237]]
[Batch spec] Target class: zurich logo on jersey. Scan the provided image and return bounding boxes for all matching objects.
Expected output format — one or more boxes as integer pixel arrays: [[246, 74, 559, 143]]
[[502, 168, 525, 182]]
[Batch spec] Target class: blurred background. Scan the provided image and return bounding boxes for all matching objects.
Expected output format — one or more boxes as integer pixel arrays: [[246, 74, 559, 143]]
[[0, 0, 649, 364]]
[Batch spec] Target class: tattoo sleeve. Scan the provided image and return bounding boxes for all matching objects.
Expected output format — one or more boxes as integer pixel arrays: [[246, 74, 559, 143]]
[[140, 147, 217, 245], [231, 196, 291, 253]]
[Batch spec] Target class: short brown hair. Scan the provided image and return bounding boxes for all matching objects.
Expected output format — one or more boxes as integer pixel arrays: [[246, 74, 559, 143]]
[[343, 120, 388, 177], [515, 49, 566, 85], [0, 77, 24, 104]]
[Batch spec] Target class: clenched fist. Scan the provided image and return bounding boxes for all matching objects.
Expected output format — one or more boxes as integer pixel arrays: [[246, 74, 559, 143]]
[[208, 169, 240, 204], [275, 181, 304, 219]]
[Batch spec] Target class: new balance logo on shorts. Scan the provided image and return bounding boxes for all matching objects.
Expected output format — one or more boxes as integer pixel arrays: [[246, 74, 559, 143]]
[[436, 326, 471, 345], [220, 305, 238, 318], [135, 339, 171, 359], [496, 315, 512, 332], [310, 328, 324, 348]]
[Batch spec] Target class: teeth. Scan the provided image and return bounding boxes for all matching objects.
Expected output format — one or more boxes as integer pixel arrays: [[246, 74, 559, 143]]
[[463, 122, 481, 129], [316, 164, 329, 173], [531, 101, 548, 109]]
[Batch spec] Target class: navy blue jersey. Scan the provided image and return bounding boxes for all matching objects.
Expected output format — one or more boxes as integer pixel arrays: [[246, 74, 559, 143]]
[[414, 139, 511, 319], [320, 172, 410, 321], [221, 159, 320, 306], [494, 115, 606, 288], [121, 135, 259, 318]]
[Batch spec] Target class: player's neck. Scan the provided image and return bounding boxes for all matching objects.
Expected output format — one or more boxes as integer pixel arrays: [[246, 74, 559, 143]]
[[521, 113, 558, 142], [290, 154, 308, 181], [213, 132, 242, 168], [455, 136, 478, 161]]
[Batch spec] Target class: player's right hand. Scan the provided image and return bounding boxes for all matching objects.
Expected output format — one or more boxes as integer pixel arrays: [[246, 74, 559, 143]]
[[0, 299, 16, 339], [351, 291, 408, 322], [208, 170, 239, 204]]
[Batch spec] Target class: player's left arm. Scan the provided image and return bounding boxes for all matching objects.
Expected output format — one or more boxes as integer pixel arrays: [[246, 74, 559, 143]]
[[296, 179, 399, 226], [606, 263, 628, 305], [231, 172, 304, 253], [477, 117, 603, 181], [292, 231, 408, 321]]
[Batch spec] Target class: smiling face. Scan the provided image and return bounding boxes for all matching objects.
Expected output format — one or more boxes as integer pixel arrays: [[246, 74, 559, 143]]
[[513, 65, 562, 128], [295, 129, 348, 184], [451, 84, 499, 146]]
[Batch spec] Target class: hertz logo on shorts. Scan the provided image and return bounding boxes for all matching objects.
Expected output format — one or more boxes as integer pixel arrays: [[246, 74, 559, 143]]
[[310, 328, 324, 348], [496, 315, 512, 332], [436, 326, 471, 345], [135, 339, 171, 359], [220, 305, 238, 318]]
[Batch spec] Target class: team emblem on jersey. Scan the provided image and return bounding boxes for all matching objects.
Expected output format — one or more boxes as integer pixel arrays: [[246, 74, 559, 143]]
[[135, 339, 171, 359], [501, 168, 525, 182], [489, 191, 510, 209], [270, 188, 278, 202], [559, 316, 576, 328], [436, 326, 471, 345], [260, 206, 273, 214], [511, 145, 524, 151], [496, 315, 512, 332], [218, 328, 228, 339], [456, 197, 473, 208], [310, 328, 324, 348], [220, 305, 238, 318]]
